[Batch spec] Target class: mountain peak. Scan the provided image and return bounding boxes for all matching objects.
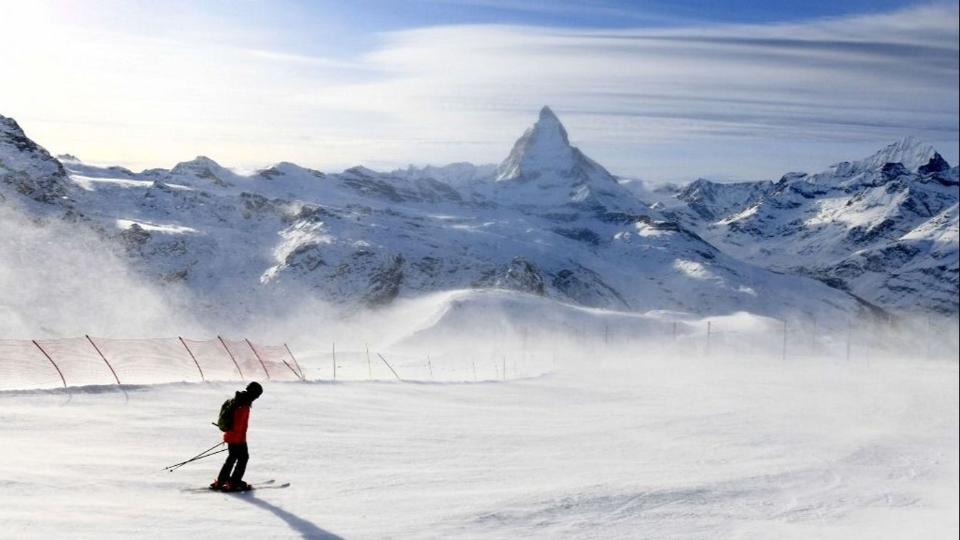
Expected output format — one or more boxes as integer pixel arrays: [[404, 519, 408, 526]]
[[538, 105, 559, 122], [0, 113, 71, 203], [176, 155, 221, 168], [854, 136, 941, 173], [533, 105, 569, 145], [1, 114, 22, 134], [496, 106, 574, 182], [170, 155, 234, 186]]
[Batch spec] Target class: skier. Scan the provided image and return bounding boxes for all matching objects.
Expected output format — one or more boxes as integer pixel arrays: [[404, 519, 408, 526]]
[[211, 381, 263, 492]]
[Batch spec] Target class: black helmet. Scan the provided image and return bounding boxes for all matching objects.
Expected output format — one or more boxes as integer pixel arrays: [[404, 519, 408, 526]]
[[246, 381, 263, 400]]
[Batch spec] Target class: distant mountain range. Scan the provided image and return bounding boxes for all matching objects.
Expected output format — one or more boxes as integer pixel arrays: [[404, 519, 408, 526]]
[[655, 136, 958, 315], [2, 108, 956, 328]]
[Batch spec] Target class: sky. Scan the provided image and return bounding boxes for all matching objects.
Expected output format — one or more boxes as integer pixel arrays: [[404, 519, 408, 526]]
[[0, 0, 957, 182]]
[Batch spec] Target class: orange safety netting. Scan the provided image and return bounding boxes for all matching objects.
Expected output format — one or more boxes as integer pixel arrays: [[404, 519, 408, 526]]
[[0, 336, 300, 390], [248, 342, 302, 381], [220, 338, 300, 382], [34, 337, 117, 387], [180, 338, 245, 382], [0, 340, 64, 390], [89, 337, 203, 385]]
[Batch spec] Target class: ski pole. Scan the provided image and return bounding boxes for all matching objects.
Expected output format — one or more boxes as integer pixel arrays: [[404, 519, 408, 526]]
[[163, 444, 224, 472], [163, 441, 224, 472], [165, 448, 227, 472]]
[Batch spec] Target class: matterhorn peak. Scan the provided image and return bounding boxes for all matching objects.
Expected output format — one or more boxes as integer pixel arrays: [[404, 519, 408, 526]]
[[488, 106, 642, 214], [496, 105, 576, 182], [535, 106, 568, 141]]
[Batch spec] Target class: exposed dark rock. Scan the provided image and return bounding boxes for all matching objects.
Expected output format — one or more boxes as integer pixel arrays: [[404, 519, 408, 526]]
[[475, 257, 545, 296], [881, 162, 910, 182], [284, 243, 327, 272], [918, 153, 950, 175], [364, 254, 405, 307], [553, 227, 601, 246]]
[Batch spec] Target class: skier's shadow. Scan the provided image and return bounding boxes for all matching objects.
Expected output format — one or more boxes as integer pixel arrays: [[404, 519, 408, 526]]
[[238, 494, 343, 539]]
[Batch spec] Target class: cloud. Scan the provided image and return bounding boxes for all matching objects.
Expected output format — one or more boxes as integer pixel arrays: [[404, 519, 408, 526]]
[[416, 0, 699, 25], [329, 3, 958, 177], [0, 2, 956, 180], [354, 5, 958, 130]]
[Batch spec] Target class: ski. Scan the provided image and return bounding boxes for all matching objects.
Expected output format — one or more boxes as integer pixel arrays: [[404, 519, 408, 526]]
[[244, 482, 290, 491], [181, 479, 288, 493]]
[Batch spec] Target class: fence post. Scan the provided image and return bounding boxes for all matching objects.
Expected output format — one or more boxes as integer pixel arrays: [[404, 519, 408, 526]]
[[283, 343, 305, 380], [376, 353, 402, 381], [427, 354, 433, 380], [706, 321, 712, 357], [271, 344, 302, 380], [672, 322, 677, 342], [502, 355, 506, 381], [810, 318, 817, 356], [218, 336, 245, 381], [86, 335, 122, 385], [845, 322, 852, 362], [244, 339, 272, 381], [332, 342, 337, 381], [32, 340, 67, 388], [366, 344, 372, 380], [179, 337, 206, 382], [472, 358, 477, 381], [781, 320, 788, 361]]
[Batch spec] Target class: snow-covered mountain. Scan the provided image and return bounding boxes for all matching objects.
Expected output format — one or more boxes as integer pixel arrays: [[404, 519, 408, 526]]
[[664, 138, 959, 315], [489, 107, 646, 215], [0, 109, 916, 331], [677, 178, 775, 222], [1, 116, 72, 208]]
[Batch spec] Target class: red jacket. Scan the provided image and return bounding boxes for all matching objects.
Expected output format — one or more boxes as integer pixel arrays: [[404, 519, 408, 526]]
[[224, 404, 250, 444]]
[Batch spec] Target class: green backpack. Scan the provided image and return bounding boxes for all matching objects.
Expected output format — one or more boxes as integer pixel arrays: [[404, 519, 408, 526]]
[[216, 398, 237, 432]]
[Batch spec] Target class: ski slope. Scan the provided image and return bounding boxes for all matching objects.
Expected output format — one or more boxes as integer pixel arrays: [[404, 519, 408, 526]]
[[1, 354, 956, 539]]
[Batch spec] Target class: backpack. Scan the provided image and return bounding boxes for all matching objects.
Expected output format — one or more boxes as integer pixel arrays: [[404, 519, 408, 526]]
[[216, 397, 237, 432]]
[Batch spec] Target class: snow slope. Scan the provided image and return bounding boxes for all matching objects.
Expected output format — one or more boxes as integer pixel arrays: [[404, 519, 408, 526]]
[[0, 355, 956, 539]]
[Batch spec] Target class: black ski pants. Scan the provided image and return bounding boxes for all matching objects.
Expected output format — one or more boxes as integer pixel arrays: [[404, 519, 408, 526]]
[[217, 443, 249, 484]]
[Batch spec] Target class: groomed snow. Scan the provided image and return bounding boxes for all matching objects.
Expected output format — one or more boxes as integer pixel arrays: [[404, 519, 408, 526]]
[[1, 354, 956, 539]]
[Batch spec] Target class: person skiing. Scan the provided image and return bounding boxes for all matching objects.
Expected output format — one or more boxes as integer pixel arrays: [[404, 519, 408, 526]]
[[211, 381, 263, 492]]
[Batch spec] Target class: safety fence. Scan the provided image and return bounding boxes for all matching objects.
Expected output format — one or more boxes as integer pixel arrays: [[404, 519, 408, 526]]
[[293, 345, 557, 383], [674, 317, 960, 363], [0, 336, 303, 391], [570, 316, 960, 363], [4, 317, 956, 391]]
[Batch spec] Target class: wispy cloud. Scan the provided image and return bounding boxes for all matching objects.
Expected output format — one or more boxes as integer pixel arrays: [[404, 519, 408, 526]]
[[329, 3, 958, 177], [0, 2, 956, 180], [416, 0, 702, 25]]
